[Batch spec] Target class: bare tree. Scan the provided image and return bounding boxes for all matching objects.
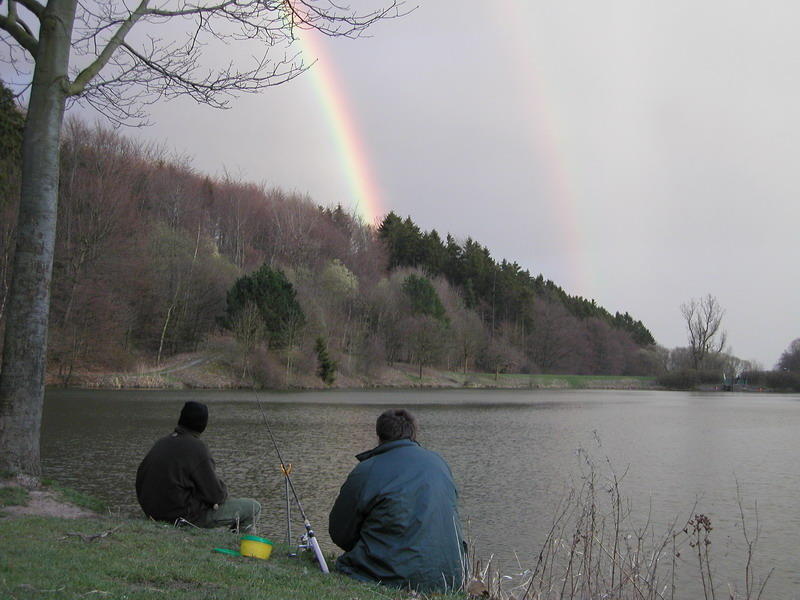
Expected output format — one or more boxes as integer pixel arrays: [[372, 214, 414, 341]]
[[527, 298, 576, 373], [449, 306, 485, 375], [777, 338, 800, 372], [404, 314, 445, 379], [480, 333, 524, 381], [680, 294, 727, 370], [0, 0, 403, 479]]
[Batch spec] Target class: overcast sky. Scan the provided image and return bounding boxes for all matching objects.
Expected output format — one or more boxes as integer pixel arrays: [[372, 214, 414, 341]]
[[60, 1, 800, 367]]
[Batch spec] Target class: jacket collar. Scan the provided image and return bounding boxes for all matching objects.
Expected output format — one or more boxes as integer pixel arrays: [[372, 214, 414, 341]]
[[174, 425, 201, 438], [356, 438, 418, 462]]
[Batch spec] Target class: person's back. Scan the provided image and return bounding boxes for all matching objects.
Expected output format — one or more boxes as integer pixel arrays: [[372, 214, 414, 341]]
[[136, 426, 225, 523], [135, 401, 260, 529], [329, 409, 465, 592]]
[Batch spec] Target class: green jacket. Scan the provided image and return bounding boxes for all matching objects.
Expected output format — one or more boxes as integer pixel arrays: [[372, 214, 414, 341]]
[[135, 426, 227, 524], [328, 439, 465, 592]]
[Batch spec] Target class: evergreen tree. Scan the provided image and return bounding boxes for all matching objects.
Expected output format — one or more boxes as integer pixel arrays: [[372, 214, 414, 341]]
[[377, 212, 425, 269], [224, 264, 305, 349], [315, 337, 337, 385], [0, 81, 24, 204], [401, 274, 447, 322]]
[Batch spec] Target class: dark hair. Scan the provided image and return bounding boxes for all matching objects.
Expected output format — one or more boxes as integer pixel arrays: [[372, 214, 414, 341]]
[[376, 409, 417, 443], [178, 401, 209, 434]]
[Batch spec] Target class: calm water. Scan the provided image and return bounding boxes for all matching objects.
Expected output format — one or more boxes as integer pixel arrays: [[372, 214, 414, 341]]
[[42, 388, 800, 596]]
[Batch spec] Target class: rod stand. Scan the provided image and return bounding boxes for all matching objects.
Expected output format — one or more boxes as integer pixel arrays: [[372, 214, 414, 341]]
[[281, 463, 296, 557]]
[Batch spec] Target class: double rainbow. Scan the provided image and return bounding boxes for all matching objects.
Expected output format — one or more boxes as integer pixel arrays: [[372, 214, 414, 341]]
[[295, 5, 588, 294]]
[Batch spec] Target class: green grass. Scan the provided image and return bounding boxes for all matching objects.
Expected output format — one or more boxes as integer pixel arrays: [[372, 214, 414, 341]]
[[0, 486, 29, 507], [433, 370, 656, 389], [525, 373, 656, 388], [40, 479, 108, 513], [0, 516, 462, 600]]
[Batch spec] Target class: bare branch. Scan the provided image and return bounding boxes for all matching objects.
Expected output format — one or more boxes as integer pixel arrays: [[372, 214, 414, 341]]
[[13, 15, 34, 37], [62, 0, 402, 118], [144, 0, 250, 19], [12, 0, 44, 19], [121, 40, 306, 100], [0, 13, 39, 57], [68, 0, 150, 95], [3, 0, 36, 40], [137, 0, 408, 38], [285, 0, 409, 38]]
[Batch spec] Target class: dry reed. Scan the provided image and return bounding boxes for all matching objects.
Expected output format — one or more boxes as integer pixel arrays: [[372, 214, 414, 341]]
[[464, 449, 773, 600]]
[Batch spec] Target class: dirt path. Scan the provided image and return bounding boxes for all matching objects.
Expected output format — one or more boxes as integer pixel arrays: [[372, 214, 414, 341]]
[[1, 481, 98, 519], [140, 353, 222, 375]]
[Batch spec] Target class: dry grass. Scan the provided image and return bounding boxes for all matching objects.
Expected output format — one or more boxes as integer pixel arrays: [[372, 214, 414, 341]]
[[463, 452, 773, 600]]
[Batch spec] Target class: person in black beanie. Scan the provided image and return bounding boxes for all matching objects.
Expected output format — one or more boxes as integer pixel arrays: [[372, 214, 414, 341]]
[[136, 401, 261, 529]]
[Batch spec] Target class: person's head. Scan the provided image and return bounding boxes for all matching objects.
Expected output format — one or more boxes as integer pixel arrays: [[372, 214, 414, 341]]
[[178, 401, 209, 434], [376, 408, 417, 443]]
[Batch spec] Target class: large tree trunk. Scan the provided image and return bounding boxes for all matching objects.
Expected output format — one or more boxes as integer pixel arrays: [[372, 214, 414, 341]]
[[0, 0, 77, 479]]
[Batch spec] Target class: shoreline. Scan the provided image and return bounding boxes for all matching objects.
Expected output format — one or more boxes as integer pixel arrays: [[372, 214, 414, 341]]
[[49, 353, 786, 394], [1, 475, 779, 599], [47, 358, 660, 392]]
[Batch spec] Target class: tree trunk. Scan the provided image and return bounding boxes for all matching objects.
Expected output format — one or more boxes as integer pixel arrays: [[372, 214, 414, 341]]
[[0, 0, 78, 479], [156, 303, 175, 367]]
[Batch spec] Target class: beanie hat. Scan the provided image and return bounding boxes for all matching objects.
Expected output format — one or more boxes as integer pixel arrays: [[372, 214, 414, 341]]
[[178, 401, 208, 434]]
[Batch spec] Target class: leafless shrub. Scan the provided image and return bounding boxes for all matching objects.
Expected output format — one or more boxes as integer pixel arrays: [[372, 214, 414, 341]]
[[464, 451, 772, 600]]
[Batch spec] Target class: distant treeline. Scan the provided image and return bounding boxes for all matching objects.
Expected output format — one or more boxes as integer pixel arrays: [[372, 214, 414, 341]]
[[377, 213, 654, 346], [0, 84, 662, 386]]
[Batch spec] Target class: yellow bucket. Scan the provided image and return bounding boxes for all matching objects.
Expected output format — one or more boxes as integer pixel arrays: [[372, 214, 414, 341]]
[[240, 535, 273, 560]]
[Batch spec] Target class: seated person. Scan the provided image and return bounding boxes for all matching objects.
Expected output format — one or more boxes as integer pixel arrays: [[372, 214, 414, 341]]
[[136, 400, 260, 530], [329, 408, 465, 592]]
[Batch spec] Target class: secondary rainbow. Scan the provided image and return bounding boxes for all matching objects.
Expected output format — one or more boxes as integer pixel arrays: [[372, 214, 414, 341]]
[[293, 29, 386, 226], [498, 1, 592, 297]]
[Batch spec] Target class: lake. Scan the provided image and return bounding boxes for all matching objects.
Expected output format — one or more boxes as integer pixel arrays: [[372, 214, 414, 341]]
[[42, 388, 800, 597]]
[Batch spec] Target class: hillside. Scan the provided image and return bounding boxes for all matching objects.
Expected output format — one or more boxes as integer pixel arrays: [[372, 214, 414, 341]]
[[0, 92, 661, 387]]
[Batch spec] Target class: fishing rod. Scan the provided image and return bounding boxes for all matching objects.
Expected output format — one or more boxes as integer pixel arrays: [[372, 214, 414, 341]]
[[254, 393, 329, 574]]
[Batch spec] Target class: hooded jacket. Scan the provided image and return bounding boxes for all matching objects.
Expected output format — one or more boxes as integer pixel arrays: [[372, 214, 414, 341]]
[[135, 426, 227, 523], [328, 439, 465, 592]]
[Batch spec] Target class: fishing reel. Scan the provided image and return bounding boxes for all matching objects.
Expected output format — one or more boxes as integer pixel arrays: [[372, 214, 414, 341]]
[[288, 525, 329, 573], [295, 525, 330, 573], [294, 531, 313, 556], [278, 462, 330, 573]]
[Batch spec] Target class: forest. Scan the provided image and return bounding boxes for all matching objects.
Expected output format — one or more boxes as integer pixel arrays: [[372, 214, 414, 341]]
[[0, 84, 663, 387]]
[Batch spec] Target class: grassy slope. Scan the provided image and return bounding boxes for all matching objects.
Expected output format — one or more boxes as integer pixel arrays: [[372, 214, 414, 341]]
[[438, 372, 656, 389], [59, 351, 658, 391], [0, 516, 460, 600]]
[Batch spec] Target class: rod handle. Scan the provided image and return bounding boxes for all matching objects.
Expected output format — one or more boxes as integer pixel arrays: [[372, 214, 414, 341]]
[[309, 534, 330, 574]]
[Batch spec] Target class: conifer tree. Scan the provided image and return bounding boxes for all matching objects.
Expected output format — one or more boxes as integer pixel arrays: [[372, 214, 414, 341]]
[[0, 82, 23, 204], [315, 337, 337, 385], [224, 264, 305, 349], [402, 274, 447, 322]]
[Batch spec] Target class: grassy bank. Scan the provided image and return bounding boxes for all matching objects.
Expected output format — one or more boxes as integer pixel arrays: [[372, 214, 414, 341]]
[[456, 372, 656, 390], [1, 459, 775, 600], [0, 515, 461, 600]]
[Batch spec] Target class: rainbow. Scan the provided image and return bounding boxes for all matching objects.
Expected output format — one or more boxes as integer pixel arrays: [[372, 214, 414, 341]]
[[291, 6, 590, 296], [499, 1, 592, 298], [293, 29, 386, 226]]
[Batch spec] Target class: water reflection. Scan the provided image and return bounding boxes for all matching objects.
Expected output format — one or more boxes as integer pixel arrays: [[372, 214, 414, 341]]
[[42, 388, 800, 595]]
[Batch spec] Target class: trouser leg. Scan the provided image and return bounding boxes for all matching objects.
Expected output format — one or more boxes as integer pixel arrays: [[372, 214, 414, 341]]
[[198, 498, 261, 530]]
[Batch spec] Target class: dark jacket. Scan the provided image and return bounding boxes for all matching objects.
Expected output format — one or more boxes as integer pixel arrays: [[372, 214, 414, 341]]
[[329, 439, 465, 592], [135, 426, 227, 523]]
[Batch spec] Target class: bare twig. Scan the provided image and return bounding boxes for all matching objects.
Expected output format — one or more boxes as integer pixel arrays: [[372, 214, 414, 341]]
[[62, 525, 121, 542]]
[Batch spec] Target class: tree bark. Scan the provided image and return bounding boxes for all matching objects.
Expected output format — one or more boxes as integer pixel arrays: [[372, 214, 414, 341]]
[[0, 0, 77, 479]]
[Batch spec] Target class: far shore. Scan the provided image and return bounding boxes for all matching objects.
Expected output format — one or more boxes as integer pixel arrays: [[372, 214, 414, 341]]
[[47, 352, 660, 392]]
